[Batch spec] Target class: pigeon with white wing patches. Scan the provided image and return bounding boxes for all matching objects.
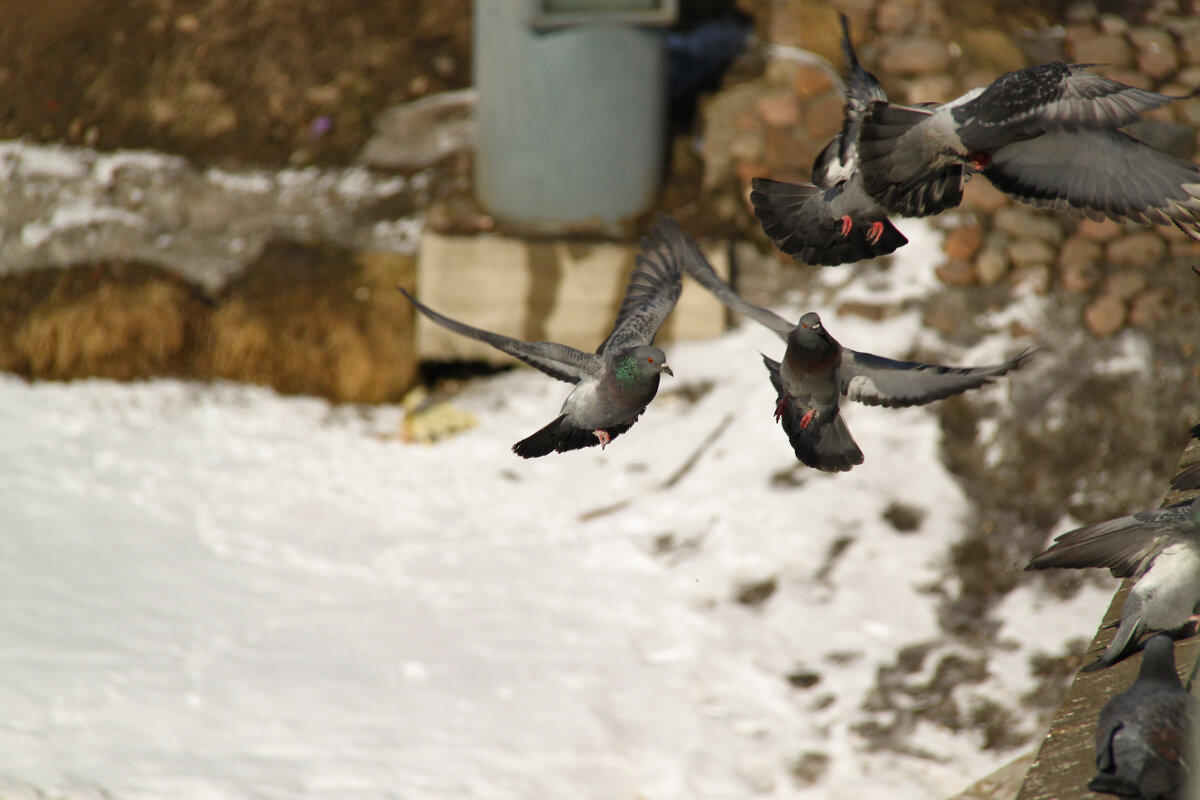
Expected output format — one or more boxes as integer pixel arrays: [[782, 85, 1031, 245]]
[[675, 234, 1034, 471], [1088, 634, 1196, 800], [858, 62, 1200, 237], [1026, 496, 1200, 672], [398, 217, 686, 458], [750, 14, 916, 266]]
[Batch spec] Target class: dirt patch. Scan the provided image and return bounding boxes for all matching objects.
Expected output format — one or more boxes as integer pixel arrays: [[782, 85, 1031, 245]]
[[0, 0, 472, 169]]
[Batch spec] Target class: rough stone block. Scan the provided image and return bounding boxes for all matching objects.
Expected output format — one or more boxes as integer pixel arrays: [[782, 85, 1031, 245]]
[[415, 231, 729, 365]]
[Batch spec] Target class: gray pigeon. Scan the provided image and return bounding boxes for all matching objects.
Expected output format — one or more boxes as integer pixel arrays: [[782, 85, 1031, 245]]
[[1170, 424, 1200, 492], [1089, 634, 1196, 800], [398, 217, 685, 458], [676, 241, 1034, 471], [1026, 496, 1200, 671], [750, 14, 920, 266], [857, 61, 1200, 238]]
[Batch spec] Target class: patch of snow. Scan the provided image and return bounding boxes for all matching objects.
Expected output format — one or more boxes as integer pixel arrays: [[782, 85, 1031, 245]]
[[0, 141, 88, 180], [0, 218, 1111, 800], [205, 167, 276, 195], [20, 200, 146, 249]]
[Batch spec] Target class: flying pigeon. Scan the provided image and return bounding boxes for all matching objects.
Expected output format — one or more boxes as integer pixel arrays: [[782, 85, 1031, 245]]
[[1088, 634, 1196, 800], [676, 240, 1034, 471], [1170, 423, 1200, 492], [749, 14, 919, 266], [1026, 496, 1200, 671], [398, 218, 685, 458], [857, 61, 1200, 237]]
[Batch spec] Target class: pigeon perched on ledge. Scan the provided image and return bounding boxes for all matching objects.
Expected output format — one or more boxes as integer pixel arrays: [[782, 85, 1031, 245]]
[[1089, 634, 1196, 800], [750, 14, 917, 267], [398, 217, 685, 458], [674, 232, 1034, 471], [858, 61, 1200, 235], [1026, 495, 1200, 671]]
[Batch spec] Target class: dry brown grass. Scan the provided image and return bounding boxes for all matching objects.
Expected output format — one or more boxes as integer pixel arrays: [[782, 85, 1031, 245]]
[[0, 261, 209, 380], [200, 238, 417, 403]]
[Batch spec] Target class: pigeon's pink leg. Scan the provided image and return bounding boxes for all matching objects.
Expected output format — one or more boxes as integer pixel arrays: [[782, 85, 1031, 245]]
[[799, 409, 816, 429], [594, 429, 611, 449], [866, 221, 884, 245], [774, 397, 787, 422], [840, 215, 853, 236]]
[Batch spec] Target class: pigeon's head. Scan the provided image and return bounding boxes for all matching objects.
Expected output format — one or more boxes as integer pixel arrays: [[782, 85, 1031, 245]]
[[619, 346, 673, 385], [787, 311, 835, 359]]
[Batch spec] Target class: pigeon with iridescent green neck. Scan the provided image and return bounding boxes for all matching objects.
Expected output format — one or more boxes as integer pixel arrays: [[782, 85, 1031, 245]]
[[398, 217, 686, 458]]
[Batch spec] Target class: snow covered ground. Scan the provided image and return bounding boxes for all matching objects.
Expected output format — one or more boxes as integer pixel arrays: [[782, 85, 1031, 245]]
[[0, 219, 1119, 800]]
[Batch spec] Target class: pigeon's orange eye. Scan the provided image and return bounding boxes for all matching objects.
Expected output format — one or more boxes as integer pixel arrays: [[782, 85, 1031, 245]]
[[646, 357, 653, 363]]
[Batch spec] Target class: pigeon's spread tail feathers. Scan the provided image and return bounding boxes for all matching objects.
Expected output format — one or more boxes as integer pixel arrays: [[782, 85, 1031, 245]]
[[858, 103, 966, 217], [763, 355, 864, 472], [511, 415, 637, 459], [750, 178, 907, 266], [1081, 607, 1147, 672]]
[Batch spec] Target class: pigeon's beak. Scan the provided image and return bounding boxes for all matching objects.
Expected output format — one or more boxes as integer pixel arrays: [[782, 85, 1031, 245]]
[[660, 363, 674, 377]]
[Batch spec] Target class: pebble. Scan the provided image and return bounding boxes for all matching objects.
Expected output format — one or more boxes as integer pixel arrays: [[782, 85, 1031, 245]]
[[1107, 270, 1148, 300], [975, 247, 1010, 285], [792, 66, 836, 100], [1105, 231, 1167, 268], [1129, 288, 1169, 326], [1006, 238, 1056, 270], [992, 207, 1064, 245], [1076, 217, 1124, 242], [1069, 34, 1133, 67], [1084, 292, 1127, 337], [880, 36, 954, 74], [936, 258, 976, 286], [756, 91, 801, 128], [942, 223, 984, 261]]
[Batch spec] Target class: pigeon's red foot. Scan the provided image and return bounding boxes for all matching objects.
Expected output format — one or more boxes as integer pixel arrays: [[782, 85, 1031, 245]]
[[774, 397, 786, 422], [866, 221, 884, 245], [968, 151, 991, 171], [840, 215, 853, 237], [799, 409, 816, 429], [594, 429, 611, 449]]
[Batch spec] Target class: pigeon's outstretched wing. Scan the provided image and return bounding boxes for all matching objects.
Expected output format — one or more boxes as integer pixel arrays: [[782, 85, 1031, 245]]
[[598, 216, 686, 355], [1024, 502, 1195, 579], [399, 288, 594, 384], [835, 12, 887, 165], [857, 102, 968, 217], [676, 231, 796, 339], [1171, 462, 1200, 492], [984, 129, 1200, 237], [750, 178, 908, 266], [956, 62, 1181, 139], [837, 348, 1035, 408]]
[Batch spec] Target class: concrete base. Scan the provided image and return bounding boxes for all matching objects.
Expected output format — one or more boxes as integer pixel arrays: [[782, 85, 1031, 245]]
[[415, 231, 729, 364]]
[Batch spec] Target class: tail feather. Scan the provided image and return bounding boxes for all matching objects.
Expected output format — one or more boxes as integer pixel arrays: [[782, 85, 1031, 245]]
[[511, 415, 638, 459], [750, 178, 907, 266], [1080, 607, 1146, 672], [763, 356, 863, 472], [858, 103, 966, 217]]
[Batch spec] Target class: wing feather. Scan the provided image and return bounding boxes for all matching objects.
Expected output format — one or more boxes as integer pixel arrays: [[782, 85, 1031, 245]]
[[399, 288, 593, 384]]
